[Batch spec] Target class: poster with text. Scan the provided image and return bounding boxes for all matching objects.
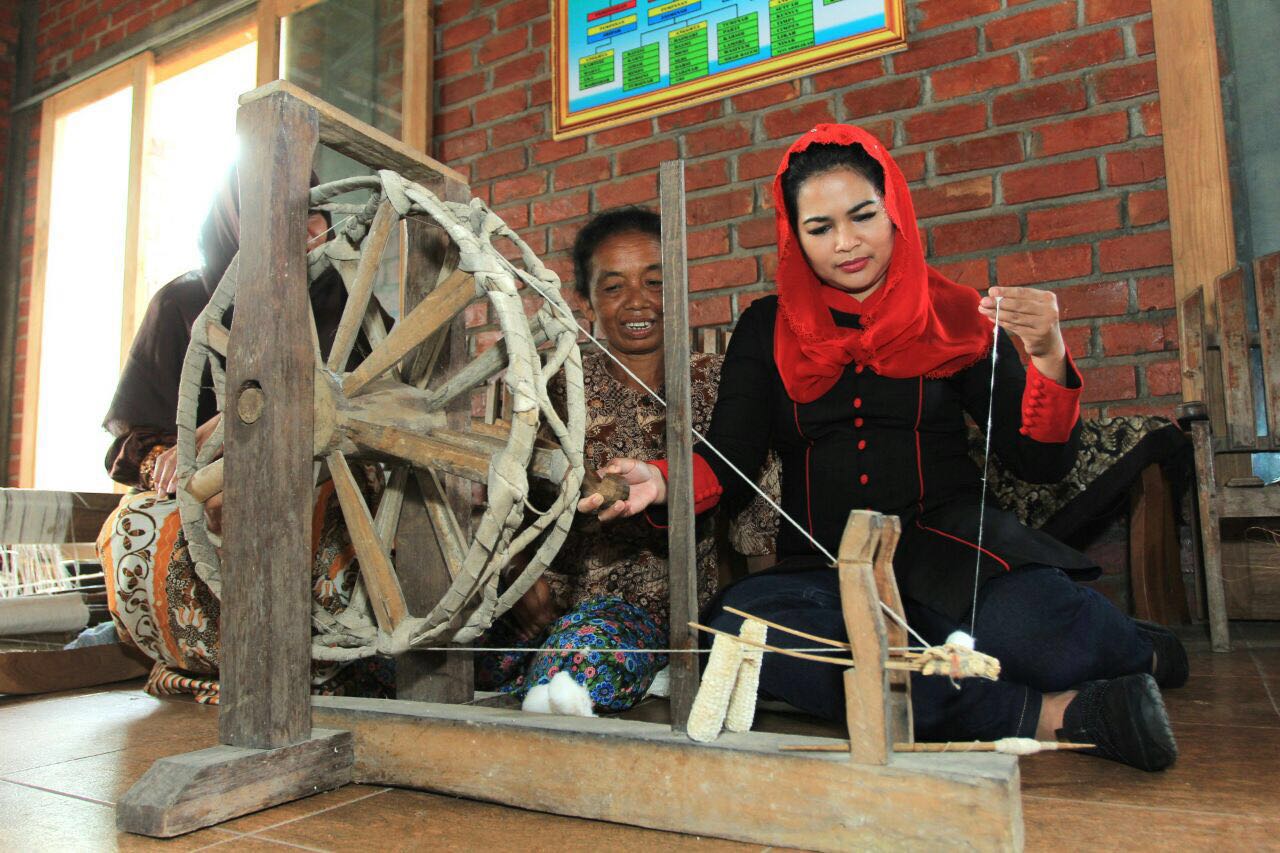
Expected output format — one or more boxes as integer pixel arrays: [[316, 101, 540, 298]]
[[553, 0, 906, 138]]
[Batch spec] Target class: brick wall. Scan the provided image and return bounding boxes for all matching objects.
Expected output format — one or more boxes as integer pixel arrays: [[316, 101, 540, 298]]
[[435, 0, 1179, 421], [0, 2, 17, 201], [33, 0, 200, 82]]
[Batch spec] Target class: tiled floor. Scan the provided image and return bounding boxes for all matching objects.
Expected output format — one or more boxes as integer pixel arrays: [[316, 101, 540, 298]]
[[2, 624, 1277, 852]]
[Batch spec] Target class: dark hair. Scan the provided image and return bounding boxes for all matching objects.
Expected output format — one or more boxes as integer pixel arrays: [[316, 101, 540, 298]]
[[779, 142, 886, 233], [571, 206, 662, 300]]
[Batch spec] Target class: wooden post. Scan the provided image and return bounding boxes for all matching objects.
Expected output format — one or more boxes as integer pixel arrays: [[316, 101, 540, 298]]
[[1189, 419, 1232, 652], [220, 90, 318, 750], [660, 160, 699, 731], [836, 510, 892, 764], [869, 515, 912, 745]]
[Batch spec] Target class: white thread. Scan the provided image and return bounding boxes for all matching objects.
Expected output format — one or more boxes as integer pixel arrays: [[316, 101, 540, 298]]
[[410, 644, 852, 656], [970, 297, 1002, 639], [515, 274, 932, 650]]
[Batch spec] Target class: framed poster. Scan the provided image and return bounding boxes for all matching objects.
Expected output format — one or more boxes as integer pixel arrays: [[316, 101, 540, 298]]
[[551, 0, 907, 139]]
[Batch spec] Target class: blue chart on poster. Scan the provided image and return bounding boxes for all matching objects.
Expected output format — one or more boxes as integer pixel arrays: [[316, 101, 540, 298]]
[[566, 0, 887, 114]]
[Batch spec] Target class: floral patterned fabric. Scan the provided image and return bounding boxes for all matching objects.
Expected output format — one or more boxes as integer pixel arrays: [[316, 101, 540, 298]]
[[475, 596, 666, 711]]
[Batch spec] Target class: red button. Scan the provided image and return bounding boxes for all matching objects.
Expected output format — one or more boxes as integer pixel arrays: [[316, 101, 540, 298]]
[[854, 417, 864, 428], [859, 474, 869, 485], [858, 440, 867, 450], [853, 397, 863, 409], [855, 364, 864, 374]]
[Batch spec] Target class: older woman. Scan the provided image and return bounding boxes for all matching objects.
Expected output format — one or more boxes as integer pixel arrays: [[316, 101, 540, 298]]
[[476, 207, 766, 715]]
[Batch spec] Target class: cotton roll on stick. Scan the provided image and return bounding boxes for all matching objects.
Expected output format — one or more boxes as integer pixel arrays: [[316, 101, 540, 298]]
[[0, 594, 89, 635], [725, 620, 767, 733]]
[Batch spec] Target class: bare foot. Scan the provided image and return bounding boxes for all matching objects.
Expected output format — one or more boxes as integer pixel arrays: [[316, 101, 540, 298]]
[[1035, 690, 1078, 741]]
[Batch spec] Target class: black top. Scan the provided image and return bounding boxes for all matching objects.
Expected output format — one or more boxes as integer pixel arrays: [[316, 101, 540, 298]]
[[697, 295, 1097, 622]]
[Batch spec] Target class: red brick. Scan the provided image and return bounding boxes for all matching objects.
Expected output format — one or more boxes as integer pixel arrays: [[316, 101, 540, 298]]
[[531, 18, 551, 48], [913, 176, 994, 219], [437, 129, 486, 162], [474, 88, 527, 124], [1145, 358, 1182, 397], [1134, 19, 1155, 55], [934, 258, 990, 289], [474, 147, 527, 181], [491, 171, 546, 205], [737, 144, 790, 181], [616, 139, 678, 176], [737, 216, 776, 249], [491, 112, 542, 147], [1092, 61, 1158, 103], [1101, 318, 1177, 355], [497, 0, 545, 28], [1026, 198, 1122, 241], [684, 121, 752, 157], [1139, 100, 1162, 136], [435, 105, 472, 134], [996, 245, 1093, 286], [1061, 324, 1093, 357], [531, 78, 552, 106], [993, 80, 1087, 126], [1127, 188, 1168, 226], [1098, 230, 1172, 272], [478, 27, 527, 64], [932, 214, 1021, 256], [812, 59, 884, 92], [440, 72, 485, 106], [892, 29, 979, 74], [1081, 365, 1137, 402], [1085, 0, 1151, 23], [932, 55, 1021, 102], [935, 133, 1024, 175], [1106, 147, 1165, 185], [689, 295, 732, 327], [843, 78, 921, 118], [985, 1, 1077, 51], [917, 0, 1001, 30], [532, 191, 589, 225], [688, 226, 730, 260], [690, 257, 757, 292], [762, 101, 836, 140], [1136, 275, 1174, 310], [434, 48, 472, 81], [903, 103, 987, 144], [1054, 280, 1130, 320], [657, 102, 722, 132], [1034, 112, 1129, 157], [685, 158, 729, 191], [731, 81, 800, 112], [1002, 159, 1099, 204], [688, 188, 754, 226], [493, 53, 543, 88], [442, 17, 492, 51], [897, 150, 926, 181], [493, 203, 530, 231], [464, 300, 489, 328], [595, 173, 657, 208], [1029, 31, 1125, 78], [533, 136, 586, 164], [594, 121, 652, 148]]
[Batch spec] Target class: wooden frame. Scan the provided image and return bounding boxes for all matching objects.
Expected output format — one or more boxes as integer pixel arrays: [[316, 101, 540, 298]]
[[117, 83, 1021, 847], [552, 0, 907, 139]]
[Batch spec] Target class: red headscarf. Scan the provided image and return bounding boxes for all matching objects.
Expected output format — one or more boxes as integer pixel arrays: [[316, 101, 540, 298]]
[[772, 124, 993, 403]]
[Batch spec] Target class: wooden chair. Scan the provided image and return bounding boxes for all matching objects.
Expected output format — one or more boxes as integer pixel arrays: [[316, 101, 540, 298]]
[[1177, 250, 1280, 652]]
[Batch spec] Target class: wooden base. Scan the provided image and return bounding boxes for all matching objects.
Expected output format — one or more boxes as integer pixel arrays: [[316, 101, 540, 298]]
[[116, 729, 353, 838], [0, 643, 149, 695], [313, 696, 1023, 851]]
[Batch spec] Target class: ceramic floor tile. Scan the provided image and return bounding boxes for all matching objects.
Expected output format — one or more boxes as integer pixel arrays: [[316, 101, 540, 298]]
[[1021, 795, 1280, 851], [1163, 673, 1280, 727], [0, 688, 217, 776], [198, 838, 323, 851], [0, 780, 236, 851], [256, 787, 762, 852], [1183, 647, 1265, 679], [1250, 647, 1280, 677], [1236, 622, 1280, 648], [5, 742, 192, 805], [1021, 721, 1280, 817], [220, 784, 391, 833]]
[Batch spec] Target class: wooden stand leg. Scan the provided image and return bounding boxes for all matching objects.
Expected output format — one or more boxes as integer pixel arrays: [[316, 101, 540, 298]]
[[836, 510, 893, 764], [1190, 422, 1231, 651], [1129, 462, 1190, 625], [869, 516, 912, 745]]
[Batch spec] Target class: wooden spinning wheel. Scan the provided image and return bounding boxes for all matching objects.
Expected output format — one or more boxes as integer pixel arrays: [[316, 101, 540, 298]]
[[174, 164, 590, 659]]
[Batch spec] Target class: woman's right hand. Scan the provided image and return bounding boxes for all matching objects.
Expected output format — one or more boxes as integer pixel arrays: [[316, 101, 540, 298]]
[[576, 458, 666, 521]]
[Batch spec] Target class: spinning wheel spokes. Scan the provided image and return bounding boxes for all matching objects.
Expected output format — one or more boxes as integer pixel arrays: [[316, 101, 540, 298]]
[[327, 200, 397, 373]]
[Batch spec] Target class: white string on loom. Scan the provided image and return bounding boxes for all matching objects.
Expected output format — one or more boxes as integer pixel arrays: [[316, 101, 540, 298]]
[[970, 297, 1002, 639], [513, 271, 934, 650], [412, 644, 849, 657]]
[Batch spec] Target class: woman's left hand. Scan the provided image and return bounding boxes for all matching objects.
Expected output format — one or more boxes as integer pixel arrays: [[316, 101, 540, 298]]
[[979, 286, 1067, 383]]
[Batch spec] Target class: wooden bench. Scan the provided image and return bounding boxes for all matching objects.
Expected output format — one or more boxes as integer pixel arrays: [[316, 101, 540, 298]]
[[1177, 250, 1280, 651]]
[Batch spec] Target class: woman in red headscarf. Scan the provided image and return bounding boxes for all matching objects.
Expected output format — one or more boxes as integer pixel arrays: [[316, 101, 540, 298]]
[[581, 125, 1183, 771]]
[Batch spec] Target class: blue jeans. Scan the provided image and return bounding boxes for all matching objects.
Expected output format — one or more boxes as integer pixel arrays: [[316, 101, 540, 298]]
[[706, 564, 1153, 741]]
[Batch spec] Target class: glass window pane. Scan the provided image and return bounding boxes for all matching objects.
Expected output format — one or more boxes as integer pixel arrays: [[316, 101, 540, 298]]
[[35, 87, 133, 491]]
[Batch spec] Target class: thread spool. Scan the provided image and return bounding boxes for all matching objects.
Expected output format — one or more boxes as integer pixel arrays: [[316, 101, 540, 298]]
[[0, 594, 90, 635]]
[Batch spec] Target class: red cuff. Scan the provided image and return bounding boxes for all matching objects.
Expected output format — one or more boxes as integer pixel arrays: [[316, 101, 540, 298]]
[[649, 455, 723, 514], [1019, 350, 1082, 443]]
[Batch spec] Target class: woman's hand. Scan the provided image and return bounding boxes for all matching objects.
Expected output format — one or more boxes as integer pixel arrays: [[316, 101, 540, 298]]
[[155, 413, 224, 496], [509, 577, 557, 643], [979, 286, 1067, 384], [576, 458, 666, 522]]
